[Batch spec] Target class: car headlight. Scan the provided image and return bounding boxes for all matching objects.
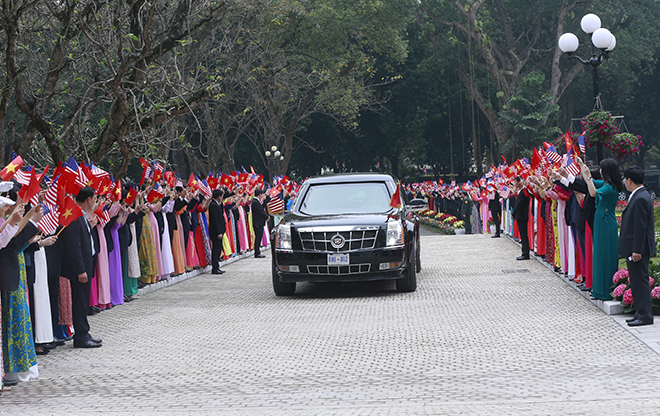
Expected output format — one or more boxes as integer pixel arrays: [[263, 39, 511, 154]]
[[386, 221, 404, 246], [276, 224, 292, 250]]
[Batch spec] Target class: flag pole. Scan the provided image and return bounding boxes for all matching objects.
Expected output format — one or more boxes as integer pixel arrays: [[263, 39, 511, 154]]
[[56, 225, 66, 237]]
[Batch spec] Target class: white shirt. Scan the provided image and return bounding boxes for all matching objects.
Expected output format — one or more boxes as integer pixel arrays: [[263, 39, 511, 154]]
[[628, 185, 644, 202]]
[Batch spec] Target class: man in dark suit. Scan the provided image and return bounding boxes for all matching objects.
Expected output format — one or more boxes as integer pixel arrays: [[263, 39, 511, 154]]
[[489, 191, 501, 238], [251, 188, 270, 258], [619, 166, 655, 327], [208, 189, 226, 274], [511, 177, 530, 260], [61, 187, 103, 348]]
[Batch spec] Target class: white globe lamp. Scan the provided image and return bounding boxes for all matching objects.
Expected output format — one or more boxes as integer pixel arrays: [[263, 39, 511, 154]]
[[558, 33, 579, 53], [581, 13, 601, 34], [592, 28, 613, 50]]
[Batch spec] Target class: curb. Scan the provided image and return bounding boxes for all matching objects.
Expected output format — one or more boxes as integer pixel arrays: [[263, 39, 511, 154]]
[[136, 247, 269, 297], [505, 234, 623, 315]]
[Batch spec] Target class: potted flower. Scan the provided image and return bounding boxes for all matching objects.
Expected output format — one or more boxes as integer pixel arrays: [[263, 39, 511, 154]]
[[487, 218, 496, 234], [580, 111, 619, 148], [608, 132, 643, 159]]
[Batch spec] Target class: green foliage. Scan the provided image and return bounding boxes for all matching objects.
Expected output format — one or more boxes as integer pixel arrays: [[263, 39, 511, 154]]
[[498, 71, 561, 154]]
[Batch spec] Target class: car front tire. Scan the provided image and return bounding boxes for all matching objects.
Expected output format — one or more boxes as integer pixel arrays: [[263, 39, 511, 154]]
[[396, 245, 417, 292], [272, 259, 296, 296]]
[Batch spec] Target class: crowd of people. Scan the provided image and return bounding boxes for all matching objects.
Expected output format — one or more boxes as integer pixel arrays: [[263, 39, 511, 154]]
[[405, 151, 655, 329], [0, 156, 294, 395]]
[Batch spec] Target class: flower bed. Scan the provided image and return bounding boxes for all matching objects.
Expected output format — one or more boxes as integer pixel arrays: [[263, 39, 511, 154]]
[[417, 209, 464, 235]]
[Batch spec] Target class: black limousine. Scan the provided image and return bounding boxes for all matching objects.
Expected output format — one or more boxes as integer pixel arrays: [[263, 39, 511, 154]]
[[271, 173, 420, 295]]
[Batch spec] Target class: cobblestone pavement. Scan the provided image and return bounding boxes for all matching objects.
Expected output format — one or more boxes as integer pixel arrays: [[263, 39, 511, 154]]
[[3, 234, 660, 415]]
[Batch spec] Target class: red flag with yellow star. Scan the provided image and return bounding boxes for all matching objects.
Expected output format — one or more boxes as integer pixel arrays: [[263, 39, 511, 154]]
[[0, 155, 24, 181], [124, 186, 138, 205], [59, 195, 84, 227], [187, 173, 199, 191]]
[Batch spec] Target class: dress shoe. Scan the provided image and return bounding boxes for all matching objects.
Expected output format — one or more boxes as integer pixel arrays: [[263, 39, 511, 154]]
[[2, 379, 18, 387], [53, 339, 66, 346], [211, 270, 225, 275], [516, 255, 530, 260], [35, 348, 49, 356], [73, 339, 102, 348], [491, 234, 500, 238], [627, 319, 653, 327], [91, 305, 103, 314], [90, 336, 102, 343], [88, 308, 98, 316], [580, 286, 591, 292], [40, 342, 57, 350], [255, 254, 266, 258], [625, 316, 638, 323]]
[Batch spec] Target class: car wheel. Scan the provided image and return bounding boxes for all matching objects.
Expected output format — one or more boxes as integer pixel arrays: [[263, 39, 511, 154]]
[[272, 259, 296, 296], [396, 245, 417, 292]]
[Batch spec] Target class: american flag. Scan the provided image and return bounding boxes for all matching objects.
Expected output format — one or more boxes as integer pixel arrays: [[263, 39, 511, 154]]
[[38, 204, 59, 235], [14, 168, 31, 185], [90, 163, 109, 179], [565, 155, 581, 176], [579, 133, 586, 154], [500, 185, 511, 199], [546, 144, 562, 165], [266, 191, 285, 215], [97, 206, 111, 227], [198, 178, 212, 198]]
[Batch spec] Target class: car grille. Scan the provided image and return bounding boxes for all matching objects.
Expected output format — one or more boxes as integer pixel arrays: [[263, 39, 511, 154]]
[[307, 264, 372, 275], [298, 227, 379, 252]]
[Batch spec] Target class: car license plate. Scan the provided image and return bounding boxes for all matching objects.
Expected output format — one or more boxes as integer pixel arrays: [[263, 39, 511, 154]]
[[327, 253, 349, 266]]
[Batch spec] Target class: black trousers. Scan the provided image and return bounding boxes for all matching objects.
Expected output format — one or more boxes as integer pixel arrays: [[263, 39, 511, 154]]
[[69, 277, 91, 342], [253, 226, 264, 256], [517, 218, 529, 257], [490, 209, 501, 235], [211, 236, 222, 272], [628, 258, 654, 323]]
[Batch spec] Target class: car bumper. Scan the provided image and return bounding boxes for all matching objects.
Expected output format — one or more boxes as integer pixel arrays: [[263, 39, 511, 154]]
[[274, 247, 407, 283]]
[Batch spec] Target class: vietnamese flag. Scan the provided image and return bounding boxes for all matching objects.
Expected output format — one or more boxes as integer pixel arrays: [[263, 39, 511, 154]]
[[207, 173, 218, 190], [164, 171, 175, 188], [18, 169, 41, 202], [531, 148, 542, 171], [220, 173, 233, 188], [59, 195, 84, 227], [563, 132, 573, 154], [389, 182, 402, 209], [138, 157, 150, 169], [112, 180, 122, 202], [0, 155, 24, 181], [146, 188, 164, 203], [187, 172, 199, 190], [124, 186, 138, 205]]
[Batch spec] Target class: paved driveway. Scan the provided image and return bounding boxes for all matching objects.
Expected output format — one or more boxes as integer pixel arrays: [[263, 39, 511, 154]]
[[4, 234, 660, 415]]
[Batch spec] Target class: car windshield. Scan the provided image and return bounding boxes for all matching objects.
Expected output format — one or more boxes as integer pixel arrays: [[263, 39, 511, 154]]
[[299, 182, 393, 215]]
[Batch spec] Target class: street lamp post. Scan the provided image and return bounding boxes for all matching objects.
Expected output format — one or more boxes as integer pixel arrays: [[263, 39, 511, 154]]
[[265, 145, 284, 177], [558, 13, 616, 162]]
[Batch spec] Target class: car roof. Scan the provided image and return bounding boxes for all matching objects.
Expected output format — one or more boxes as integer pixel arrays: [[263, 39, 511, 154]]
[[304, 172, 396, 185]]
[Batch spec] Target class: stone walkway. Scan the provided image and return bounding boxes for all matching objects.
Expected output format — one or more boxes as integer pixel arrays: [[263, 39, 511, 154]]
[[3, 234, 660, 415]]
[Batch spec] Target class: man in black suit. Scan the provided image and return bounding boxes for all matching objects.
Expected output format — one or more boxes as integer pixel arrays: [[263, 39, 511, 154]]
[[489, 190, 501, 238], [61, 187, 103, 348], [619, 166, 655, 327], [511, 177, 530, 260], [208, 189, 226, 275], [251, 188, 270, 258]]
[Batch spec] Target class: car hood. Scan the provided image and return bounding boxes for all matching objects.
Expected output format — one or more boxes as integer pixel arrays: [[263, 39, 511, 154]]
[[282, 213, 397, 229]]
